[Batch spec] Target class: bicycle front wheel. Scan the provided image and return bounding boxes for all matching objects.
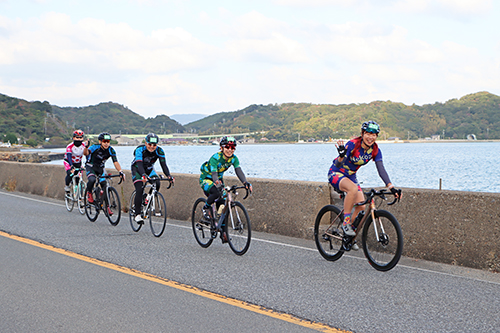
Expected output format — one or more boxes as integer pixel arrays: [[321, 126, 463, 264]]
[[149, 192, 167, 237], [362, 210, 403, 271], [65, 186, 74, 212], [314, 205, 344, 261], [77, 181, 86, 215], [105, 187, 121, 226], [191, 198, 213, 248], [226, 201, 251, 255], [85, 190, 99, 222], [128, 191, 143, 232]]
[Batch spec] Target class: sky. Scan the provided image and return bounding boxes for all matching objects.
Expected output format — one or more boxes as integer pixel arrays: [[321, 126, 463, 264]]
[[0, 0, 499, 119]]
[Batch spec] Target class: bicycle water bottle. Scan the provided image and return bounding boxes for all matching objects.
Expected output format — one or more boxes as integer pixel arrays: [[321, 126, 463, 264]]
[[217, 204, 225, 215], [353, 211, 364, 230]]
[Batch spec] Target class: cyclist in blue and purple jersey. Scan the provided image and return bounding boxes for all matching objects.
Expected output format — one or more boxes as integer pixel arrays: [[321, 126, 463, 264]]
[[328, 121, 401, 239], [83, 132, 125, 206], [131, 133, 174, 224], [199, 136, 252, 239]]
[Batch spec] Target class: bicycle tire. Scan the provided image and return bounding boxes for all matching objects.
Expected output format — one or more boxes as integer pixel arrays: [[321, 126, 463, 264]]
[[226, 201, 251, 256], [64, 183, 75, 212], [314, 205, 345, 261], [85, 189, 99, 222], [128, 191, 143, 232], [361, 209, 403, 271], [105, 186, 121, 226], [77, 181, 86, 215], [191, 198, 213, 248], [149, 192, 167, 237]]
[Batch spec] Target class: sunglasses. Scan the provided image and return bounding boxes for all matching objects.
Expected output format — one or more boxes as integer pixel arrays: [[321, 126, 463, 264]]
[[74, 137, 84, 139], [225, 144, 236, 150], [365, 129, 379, 134], [101, 140, 110, 143], [147, 143, 157, 147]]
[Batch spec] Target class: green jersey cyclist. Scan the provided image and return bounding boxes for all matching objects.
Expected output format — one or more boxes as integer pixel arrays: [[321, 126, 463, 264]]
[[199, 136, 252, 241]]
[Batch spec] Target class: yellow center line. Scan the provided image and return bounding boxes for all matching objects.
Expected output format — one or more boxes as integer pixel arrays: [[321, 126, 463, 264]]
[[0, 230, 349, 333]]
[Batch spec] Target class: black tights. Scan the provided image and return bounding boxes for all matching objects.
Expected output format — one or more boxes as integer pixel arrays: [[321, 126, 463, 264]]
[[134, 179, 161, 215], [205, 185, 221, 207]]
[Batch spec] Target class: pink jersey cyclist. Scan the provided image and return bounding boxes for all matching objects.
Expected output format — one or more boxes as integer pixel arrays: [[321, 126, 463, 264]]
[[63, 130, 88, 191]]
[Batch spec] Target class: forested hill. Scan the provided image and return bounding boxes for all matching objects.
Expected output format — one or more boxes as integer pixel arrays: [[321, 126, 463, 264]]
[[185, 91, 500, 140], [0, 93, 184, 146], [52, 103, 184, 136]]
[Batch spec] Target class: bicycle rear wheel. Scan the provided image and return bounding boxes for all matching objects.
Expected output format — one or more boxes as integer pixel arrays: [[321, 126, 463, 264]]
[[128, 191, 143, 232], [85, 190, 99, 222], [314, 205, 345, 261], [362, 210, 403, 271], [105, 186, 121, 226], [226, 201, 251, 255], [191, 198, 213, 248], [64, 185, 74, 212], [149, 192, 167, 237], [77, 181, 86, 215]]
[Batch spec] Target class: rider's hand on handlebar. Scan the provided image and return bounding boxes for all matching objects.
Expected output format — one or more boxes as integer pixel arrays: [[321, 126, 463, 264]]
[[244, 182, 253, 193], [119, 170, 126, 181], [390, 186, 401, 199]]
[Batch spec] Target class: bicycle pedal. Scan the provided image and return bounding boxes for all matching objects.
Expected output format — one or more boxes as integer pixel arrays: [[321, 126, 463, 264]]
[[154, 212, 161, 217]]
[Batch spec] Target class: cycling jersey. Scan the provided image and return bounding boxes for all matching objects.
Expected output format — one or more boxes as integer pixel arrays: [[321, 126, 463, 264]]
[[200, 151, 240, 181], [328, 138, 391, 190], [131, 145, 171, 181], [64, 142, 87, 171], [85, 144, 118, 174]]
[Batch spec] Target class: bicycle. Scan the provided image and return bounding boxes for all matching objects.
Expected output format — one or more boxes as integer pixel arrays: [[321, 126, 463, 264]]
[[192, 185, 251, 255], [314, 188, 403, 271], [64, 167, 87, 215], [128, 177, 173, 237], [84, 173, 123, 226]]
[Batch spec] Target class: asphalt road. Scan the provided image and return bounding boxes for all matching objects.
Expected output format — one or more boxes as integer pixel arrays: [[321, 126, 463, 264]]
[[1, 189, 499, 333]]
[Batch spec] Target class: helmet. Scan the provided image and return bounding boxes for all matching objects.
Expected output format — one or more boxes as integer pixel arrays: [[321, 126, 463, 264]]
[[98, 132, 112, 141], [219, 136, 237, 147], [73, 129, 84, 138], [145, 133, 159, 144], [361, 121, 380, 134]]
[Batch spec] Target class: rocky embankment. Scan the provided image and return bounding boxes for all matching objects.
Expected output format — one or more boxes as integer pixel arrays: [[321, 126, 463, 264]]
[[0, 148, 64, 162]]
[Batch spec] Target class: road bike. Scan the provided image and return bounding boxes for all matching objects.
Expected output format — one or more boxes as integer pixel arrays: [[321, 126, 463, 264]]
[[314, 188, 403, 271], [192, 185, 251, 255], [128, 177, 173, 237], [84, 173, 123, 226], [64, 167, 86, 215]]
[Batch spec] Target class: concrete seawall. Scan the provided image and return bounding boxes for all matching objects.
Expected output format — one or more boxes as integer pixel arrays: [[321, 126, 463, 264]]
[[0, 161, 498, 272]]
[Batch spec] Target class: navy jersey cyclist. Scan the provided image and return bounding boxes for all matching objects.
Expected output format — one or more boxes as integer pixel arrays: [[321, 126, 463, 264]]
[[131, 133, 174, 224], [328, 121, 401, 239], [83, 132, 125, 208], [199, 136, 252, 234]]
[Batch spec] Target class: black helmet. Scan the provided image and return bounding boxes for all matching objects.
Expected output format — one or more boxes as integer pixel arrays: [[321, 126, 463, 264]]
[[219, 136, 237, 147], [98, 132, 112, 141], [361, 121, 380, 134], [145, 133, 159, 144]]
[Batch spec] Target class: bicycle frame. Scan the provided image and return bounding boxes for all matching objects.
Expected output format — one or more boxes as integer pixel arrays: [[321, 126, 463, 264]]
[[212, 185, 248, 231], [140, 179, 172, 218]]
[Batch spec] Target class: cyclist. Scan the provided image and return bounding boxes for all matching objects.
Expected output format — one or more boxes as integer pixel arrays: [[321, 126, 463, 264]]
[[131, 133, 174, 224], [199, 136, 252, 242], [63, 129, 88, 192], [84, 132, 125, 210], [328, 121, 400, 240]]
